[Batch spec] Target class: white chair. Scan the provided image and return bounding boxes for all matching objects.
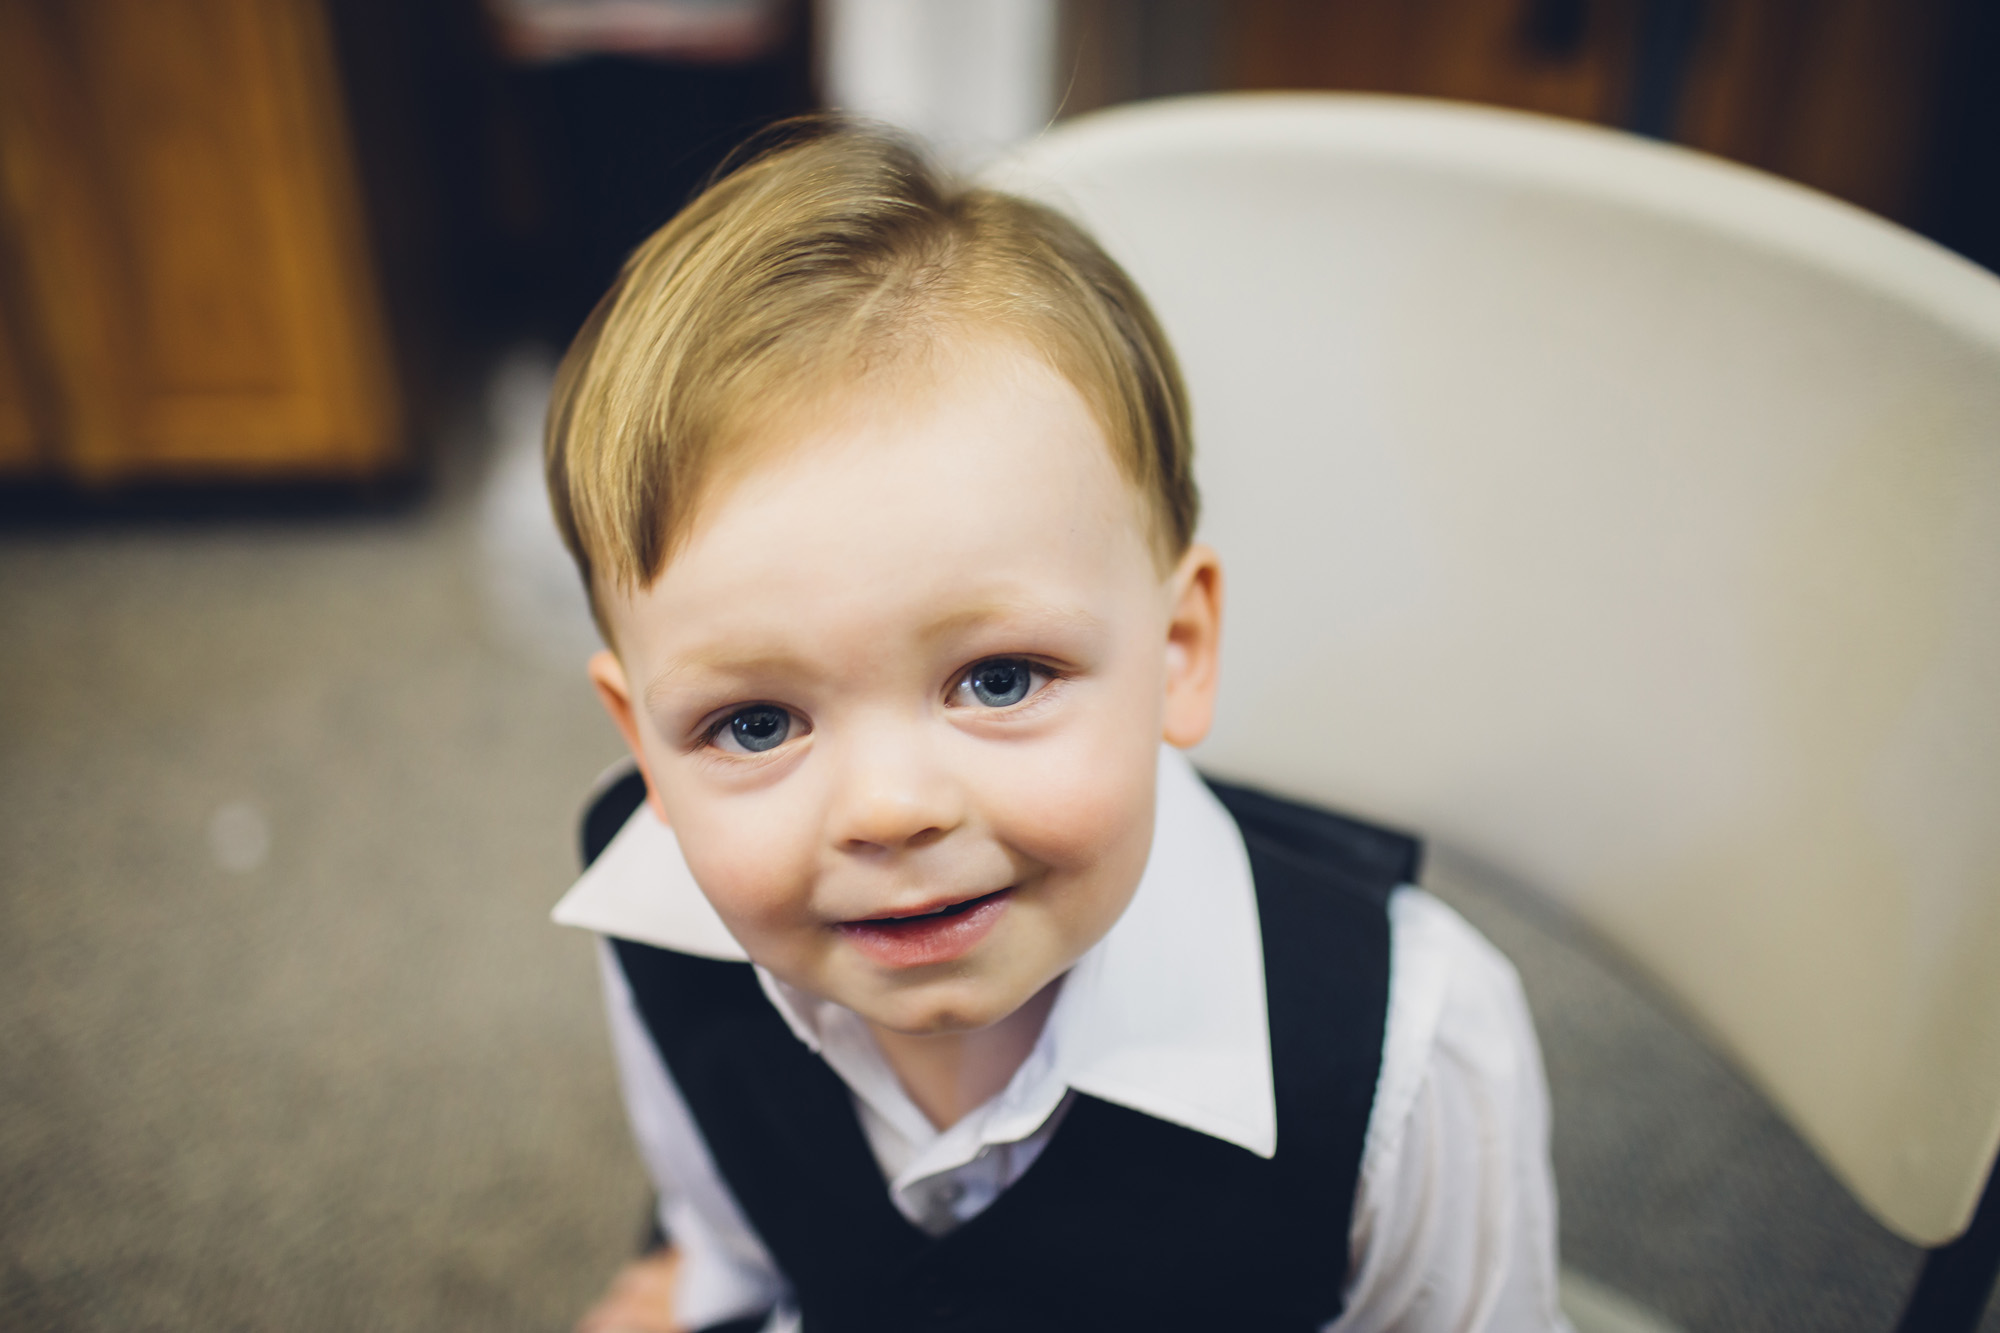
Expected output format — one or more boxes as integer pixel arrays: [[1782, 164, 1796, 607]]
[[990, 94, 2000, 1331]]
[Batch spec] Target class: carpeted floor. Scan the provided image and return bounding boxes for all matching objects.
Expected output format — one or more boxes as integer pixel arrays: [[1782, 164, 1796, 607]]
[[0, 360, 1991, 1332]]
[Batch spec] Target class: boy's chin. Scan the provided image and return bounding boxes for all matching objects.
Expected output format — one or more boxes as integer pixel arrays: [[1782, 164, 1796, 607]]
[[852, 975, 1045, 1039]]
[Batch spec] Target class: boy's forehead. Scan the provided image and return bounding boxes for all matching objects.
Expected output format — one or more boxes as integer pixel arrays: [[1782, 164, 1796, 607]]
[[605, 342, 1162, 658], [694, 342, 1145, 557], [732, 328, 1076, 459]]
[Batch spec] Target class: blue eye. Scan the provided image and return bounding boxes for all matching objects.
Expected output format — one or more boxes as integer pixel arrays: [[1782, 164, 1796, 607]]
[[721, 705, 790, 753], [964, 660, 1034, 708]]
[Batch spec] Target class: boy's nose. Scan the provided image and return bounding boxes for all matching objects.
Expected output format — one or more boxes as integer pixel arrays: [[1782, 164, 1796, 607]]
[[824, 733, 966, 854]]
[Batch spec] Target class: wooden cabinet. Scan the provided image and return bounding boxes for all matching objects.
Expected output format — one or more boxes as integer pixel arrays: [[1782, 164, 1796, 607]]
[[1063, 0, 1960, 237], [0, 0, 400, 484], [1672, 0, 1950, 224], [0, 295, 39, 473], [1232, 0, 1953, 228], [1221, 0, 1637, 126]]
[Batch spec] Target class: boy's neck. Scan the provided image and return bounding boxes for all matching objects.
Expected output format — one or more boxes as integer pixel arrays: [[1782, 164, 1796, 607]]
[[867, 978, 1064, 1132]]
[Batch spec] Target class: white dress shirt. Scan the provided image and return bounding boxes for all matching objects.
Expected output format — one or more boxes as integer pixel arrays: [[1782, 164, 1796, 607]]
[[554, 748, 1572, 1332]]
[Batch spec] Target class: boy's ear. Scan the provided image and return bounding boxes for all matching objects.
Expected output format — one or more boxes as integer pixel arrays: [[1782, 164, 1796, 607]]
[[588, 649, 671, 826], [1162, 543, 1223, 749]]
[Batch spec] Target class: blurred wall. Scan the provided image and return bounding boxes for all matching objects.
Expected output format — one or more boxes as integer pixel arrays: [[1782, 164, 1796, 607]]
[[819, 0, 1058, 169]]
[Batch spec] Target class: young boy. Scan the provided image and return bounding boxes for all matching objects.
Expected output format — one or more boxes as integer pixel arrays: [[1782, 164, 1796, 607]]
[[547, 120, 1568, 1332]]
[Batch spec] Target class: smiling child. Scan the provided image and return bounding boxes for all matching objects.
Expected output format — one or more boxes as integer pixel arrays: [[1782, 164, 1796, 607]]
[[548, 119, 1568, 1333]]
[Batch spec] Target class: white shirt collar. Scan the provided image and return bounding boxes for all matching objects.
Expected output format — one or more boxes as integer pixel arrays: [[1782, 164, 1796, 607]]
[[551, 745, 1277, 1159]]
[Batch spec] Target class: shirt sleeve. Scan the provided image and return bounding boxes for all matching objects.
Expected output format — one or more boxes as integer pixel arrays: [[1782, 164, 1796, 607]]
[[595, 936, 792, 1329], [1326, 890, 1573, 1333]]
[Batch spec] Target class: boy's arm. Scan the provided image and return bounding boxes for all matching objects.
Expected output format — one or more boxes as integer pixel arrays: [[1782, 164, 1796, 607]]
[[1328, 890, 1573, 1333], [576, 1247, 683, 1333], [592, 937, 792, 1330]]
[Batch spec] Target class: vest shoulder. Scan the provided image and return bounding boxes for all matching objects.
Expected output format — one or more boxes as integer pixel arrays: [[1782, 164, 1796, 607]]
[[581, 766, 649, 870], [1202, 774, 1421, 902]]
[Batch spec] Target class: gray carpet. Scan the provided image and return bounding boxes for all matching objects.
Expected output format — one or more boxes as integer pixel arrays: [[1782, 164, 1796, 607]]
[[1433, 851, 1995, 1333], [1, 366, 1992, 1332]]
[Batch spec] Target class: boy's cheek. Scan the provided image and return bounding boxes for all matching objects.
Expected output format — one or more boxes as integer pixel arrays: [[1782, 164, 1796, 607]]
[[667, 796, 822, 933], [983, 729, 1157, 874]]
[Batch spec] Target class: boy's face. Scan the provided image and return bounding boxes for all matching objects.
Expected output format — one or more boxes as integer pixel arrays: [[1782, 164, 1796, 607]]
[[590, 337, 1221, 1038]]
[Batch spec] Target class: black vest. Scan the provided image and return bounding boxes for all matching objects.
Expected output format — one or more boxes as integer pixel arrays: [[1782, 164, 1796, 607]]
[[585, 772, 1415, 1333]]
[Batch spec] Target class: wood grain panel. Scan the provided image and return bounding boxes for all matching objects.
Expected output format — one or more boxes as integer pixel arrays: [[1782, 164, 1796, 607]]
[[0, 0, 137, 475], [0, 297, 41, 474], [0, 0, 400, 481], [0, 166, 46, 475], [1223, 0, 1638, 126], [75, 1, 291, 398], [1211, 0, 1950, 226], [1676, 0, 1948, 223]]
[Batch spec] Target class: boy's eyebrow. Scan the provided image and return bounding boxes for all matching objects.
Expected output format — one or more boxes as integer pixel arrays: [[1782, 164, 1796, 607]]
[[643, 602, 1106, 709], [644, 650, 809, 711], [914, 600, 1105, 644]]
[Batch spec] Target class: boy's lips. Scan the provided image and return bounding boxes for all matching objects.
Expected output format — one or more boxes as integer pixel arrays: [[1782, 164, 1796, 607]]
[[837, 887, 1014, 968]]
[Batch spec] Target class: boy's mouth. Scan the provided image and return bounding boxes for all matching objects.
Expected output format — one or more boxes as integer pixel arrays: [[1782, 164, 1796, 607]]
[[861, 888, 1010, 923], [838, 888, 1014, 968]]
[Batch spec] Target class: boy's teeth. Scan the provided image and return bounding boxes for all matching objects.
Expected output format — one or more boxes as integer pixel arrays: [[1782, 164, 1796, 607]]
[[899, 900, 965, 921], [881, 890, 996, 923]]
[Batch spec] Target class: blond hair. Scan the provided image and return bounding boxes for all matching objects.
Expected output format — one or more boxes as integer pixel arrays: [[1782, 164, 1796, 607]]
[[546, 117, 1197, 633]]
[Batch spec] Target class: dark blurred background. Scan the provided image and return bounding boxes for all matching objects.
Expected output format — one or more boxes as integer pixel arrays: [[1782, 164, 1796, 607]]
[[1, 3, 1997, 1331], [1, 0, 1994, 495]]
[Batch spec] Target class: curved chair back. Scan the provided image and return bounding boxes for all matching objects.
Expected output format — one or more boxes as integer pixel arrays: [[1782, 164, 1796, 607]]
[[991, 94, 2000, 1250]]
